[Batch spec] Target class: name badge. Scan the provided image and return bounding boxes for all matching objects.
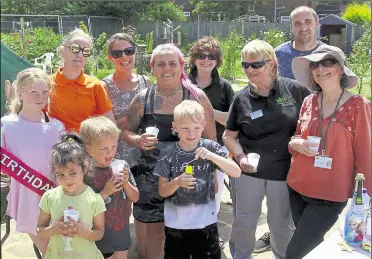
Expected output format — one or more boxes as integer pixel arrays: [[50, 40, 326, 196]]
[[314, 156, 332, 169], [250, 109, 263, 120]]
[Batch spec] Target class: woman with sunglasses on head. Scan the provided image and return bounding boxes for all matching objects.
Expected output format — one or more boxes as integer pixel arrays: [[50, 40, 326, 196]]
[[188, 36, 235, 248], [122, 43, 216, 259], [285, 45, 371, 259], [223, 39, 310, 259], [101, 30, 150, 169], [49, 28, 115, 132]]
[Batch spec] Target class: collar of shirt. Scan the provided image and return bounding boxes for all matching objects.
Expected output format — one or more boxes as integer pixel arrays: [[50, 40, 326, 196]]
[[247, 79, 279, 99], [55, 67, 86, 86], [188, 66, 220, 88]]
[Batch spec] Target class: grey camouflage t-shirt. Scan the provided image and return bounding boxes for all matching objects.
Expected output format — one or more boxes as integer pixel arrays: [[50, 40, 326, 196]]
[[154, 139, 228, 206]]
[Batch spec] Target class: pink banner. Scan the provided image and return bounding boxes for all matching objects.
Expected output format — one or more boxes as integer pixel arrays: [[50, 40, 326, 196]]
[[1, 147, 55, 196]]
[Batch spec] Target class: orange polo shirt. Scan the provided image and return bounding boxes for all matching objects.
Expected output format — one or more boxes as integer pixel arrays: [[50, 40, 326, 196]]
[[48, 68, 113, 132], [287, 94, 371, 202]]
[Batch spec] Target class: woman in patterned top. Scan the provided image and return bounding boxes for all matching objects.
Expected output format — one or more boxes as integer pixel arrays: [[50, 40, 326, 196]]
[[101, 29, 150, 168], [287, 45, 371, 259]]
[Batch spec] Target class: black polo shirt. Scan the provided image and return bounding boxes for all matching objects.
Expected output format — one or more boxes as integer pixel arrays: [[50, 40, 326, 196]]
[[189, 67, 235, 145], [226, 77, 310, 181]]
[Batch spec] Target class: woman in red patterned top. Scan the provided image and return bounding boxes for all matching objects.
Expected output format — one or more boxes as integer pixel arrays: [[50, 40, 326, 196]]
[[285, 45, 371, 259]]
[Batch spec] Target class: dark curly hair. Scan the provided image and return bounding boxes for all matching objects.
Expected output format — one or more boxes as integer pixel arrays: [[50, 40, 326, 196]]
[[51, 132, 91, 175], [188, 36, 223, 68]]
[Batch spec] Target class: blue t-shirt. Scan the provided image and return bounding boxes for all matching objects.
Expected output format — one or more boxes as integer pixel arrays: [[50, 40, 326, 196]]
[[275, 40, 324, 79]]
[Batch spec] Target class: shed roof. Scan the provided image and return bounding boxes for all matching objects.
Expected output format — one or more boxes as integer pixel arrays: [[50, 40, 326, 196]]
[[319, 14, 358, 26]]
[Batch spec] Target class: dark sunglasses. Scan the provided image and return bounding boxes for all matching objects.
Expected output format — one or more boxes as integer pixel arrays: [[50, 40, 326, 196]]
[[197, 53, 217, 60], [309, 59, 338, 70], [241, 60, 270, 69], [68, 44, 92, 57], [110, 46, 136, 58]]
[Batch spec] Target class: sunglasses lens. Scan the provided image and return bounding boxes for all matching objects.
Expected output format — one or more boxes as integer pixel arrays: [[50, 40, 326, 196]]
[[82, 48, 92, 57], [207, 54, 216, 60], [322, 59, 336, 67], [242, 62, 249, 69], [197, 53, 207, 60], [124, 47, 135, 56], [251, 62, 266, 69], [111, 50, 123, 58], [69, 44, 80, 53], [309, 62, 318, 70]]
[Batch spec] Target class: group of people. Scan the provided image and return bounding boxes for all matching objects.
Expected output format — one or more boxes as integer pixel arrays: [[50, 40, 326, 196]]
[[1, 5, 370, 259]]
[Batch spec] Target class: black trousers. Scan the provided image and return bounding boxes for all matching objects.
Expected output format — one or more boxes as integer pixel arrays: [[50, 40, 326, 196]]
[[164, 223, 221, 259], [285, 186, 347, 259]]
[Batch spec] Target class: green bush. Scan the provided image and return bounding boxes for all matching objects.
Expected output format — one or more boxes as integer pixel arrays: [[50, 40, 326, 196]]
[[219, 30, 247, 79], [1, 27, 61, 63], [342, 3, 371, 25], [96, 68, 115, 80], [260, 28, 289, 48], [348, 24, 371, 98]]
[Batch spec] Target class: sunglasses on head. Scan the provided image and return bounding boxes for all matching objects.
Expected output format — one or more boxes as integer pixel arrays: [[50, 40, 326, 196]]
[[110, 46, 136, 58], [197, 53, 217, 60], [68, 44, 92, 57], [241, 60, 270, 69], [309, 58, 337, 70]]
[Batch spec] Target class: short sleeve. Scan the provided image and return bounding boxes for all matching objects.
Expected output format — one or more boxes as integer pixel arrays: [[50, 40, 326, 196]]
[[1, 120, 6, 148], [39, 191, 51, 214], [224, 82, 235, 112], [225, 94, 240, 131], [128, 171, 137, 187], [153, 148, 172, 179], [212, 141, 229, 159], [94, 82, 113, 115], [92, 192, 106, 217]]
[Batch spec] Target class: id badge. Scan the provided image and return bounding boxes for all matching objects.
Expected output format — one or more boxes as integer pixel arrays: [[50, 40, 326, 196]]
[[314, 156, 332, 169], [250, 109, 263, 120]]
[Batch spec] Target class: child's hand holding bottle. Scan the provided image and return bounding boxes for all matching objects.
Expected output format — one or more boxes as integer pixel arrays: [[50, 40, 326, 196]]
[[175, 166, 196, 189]]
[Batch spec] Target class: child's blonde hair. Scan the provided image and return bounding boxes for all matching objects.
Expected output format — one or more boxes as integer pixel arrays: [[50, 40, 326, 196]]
[[80, 116, 120, 146], [6, 67, 51, 114], [174, 100, 205, 123]]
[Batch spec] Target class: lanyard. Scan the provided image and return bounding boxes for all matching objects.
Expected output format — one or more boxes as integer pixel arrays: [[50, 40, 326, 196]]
[[318, 88, 344, 156]]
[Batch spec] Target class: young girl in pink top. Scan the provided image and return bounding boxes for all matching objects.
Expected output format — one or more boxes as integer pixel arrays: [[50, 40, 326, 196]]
[[1, 68, 65, 256]]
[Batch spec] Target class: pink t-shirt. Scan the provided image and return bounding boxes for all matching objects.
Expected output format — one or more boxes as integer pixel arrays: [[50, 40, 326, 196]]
[[1, 113, 65, 235]]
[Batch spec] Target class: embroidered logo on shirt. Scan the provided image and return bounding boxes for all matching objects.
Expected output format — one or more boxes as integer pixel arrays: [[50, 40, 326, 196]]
[[276, 96, 296, 106]]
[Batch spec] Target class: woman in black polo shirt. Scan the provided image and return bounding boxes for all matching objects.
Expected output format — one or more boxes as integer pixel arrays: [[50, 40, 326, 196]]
[[223, 39, 310, 259], [188, 36, 235, 248]]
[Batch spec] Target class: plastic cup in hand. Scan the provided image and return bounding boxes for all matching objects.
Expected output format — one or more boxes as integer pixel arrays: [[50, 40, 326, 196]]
[[307, 136, 321, 152], [248, 153, 260, 171], [63, 206, 80, 252], [111, 159, 128, 199], [146, 126, 159, 138]]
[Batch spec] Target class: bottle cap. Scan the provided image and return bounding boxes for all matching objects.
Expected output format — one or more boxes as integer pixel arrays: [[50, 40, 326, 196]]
[[185, 165, 193, 175]]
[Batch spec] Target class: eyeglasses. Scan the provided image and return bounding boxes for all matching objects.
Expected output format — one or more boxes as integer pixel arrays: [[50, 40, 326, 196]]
[[68, 44, 92, 57], [110, 46, 136, 58], [197, 53, 217, 60], [309, 59, 337, 70], [241, 60, 270, 69]]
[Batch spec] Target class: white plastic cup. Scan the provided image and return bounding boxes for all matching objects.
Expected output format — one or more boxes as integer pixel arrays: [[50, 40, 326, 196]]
[[307, 136, 321, 152], [111, 159, 128, 176], [63, 208, 79, 251], [146, 126, 159, 138], [248, 153, 260, 171]]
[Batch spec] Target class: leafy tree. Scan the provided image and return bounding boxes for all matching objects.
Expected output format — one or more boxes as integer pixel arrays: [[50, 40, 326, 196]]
[[342, 3, 371, 25], [347, 25, 371, 95], [140, 2, 187, 22], [190, 1, 267, 21]]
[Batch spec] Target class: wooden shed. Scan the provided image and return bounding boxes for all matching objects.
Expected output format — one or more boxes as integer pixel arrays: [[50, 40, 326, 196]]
[[319, 14, 362, 54]]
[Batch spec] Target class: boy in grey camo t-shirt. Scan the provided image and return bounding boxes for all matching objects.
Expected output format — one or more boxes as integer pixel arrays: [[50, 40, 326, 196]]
[[154, 100, 241, 259]]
